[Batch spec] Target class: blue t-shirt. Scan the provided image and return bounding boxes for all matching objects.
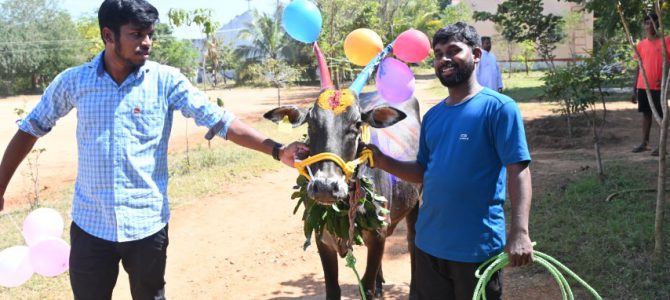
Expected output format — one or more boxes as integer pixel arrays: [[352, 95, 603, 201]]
[[416, 88, 531, 263]]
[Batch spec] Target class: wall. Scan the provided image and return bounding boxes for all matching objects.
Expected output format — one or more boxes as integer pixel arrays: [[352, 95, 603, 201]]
[[464, 0, 594, 69]]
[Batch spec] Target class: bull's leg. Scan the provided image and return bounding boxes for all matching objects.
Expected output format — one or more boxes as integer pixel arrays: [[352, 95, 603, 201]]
[[374, 263, 385, 298], [361, 231, 386, 299], [316, 238, 341, 300], [406, 204, 419, 300]]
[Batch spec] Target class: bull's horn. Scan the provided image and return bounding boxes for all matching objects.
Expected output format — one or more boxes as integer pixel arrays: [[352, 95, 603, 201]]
[[349, 41, 395, 97], [314, 43, 334, 91]]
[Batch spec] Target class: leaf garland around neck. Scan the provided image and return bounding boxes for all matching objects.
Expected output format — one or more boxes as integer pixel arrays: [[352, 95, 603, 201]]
[[291, 175, 389, 250]]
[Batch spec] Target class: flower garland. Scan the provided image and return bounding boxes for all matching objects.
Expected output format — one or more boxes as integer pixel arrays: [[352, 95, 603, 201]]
[[291, 175, 389, 250]]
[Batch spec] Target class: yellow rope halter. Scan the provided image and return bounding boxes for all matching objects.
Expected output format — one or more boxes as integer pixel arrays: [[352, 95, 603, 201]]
[[295, 124, 373, 181]]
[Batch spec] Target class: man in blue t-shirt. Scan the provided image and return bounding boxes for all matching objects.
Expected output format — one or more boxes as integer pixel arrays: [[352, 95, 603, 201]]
[[368, 22, 533, 300]]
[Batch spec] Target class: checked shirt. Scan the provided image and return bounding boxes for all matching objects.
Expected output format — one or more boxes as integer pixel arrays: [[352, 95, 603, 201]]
[[18, 52, 236, 242]]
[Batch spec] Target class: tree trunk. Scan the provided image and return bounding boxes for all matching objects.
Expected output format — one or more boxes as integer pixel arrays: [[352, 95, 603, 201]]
[[594, 141, 603, 176], [277, 85, 281, 106], [654, 114, 668, 259], [592, 121, 604, 177], [31, 74, 39, 90], [565, 108, 573, 139], [508, 60, 513, 79], [185, 121, 190, 173], [524, 61, 529, 75], [202, 56, 207, 92]]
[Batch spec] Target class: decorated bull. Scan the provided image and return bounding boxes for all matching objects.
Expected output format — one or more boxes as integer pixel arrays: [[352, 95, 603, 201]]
[[264, 43, 421, 299]]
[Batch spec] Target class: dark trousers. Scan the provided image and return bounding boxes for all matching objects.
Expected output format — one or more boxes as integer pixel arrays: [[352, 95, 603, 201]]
[[411, 246, 502, 300], [69, 222, 169, 300]]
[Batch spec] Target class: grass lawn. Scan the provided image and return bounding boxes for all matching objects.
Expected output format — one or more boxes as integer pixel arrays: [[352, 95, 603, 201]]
[[419, 68, 547, 103], [526, 163, 670, 299]]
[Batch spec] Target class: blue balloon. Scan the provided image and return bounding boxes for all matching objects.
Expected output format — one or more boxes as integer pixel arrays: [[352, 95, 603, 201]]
[[282, 0, 322, 43]]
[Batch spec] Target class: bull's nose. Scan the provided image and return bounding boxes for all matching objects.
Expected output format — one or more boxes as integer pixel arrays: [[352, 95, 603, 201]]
[[307, 178, 348, 204], [331, 181, 341, 193], [311, 179, 333, 195]]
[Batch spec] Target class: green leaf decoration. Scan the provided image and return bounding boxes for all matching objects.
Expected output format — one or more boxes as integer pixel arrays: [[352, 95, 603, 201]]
[[292, 175, 389, 250]]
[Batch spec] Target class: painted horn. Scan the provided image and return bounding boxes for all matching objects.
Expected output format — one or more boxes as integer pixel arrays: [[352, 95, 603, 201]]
[[314, 42, 334, 90], [349, 41, 395, 96]]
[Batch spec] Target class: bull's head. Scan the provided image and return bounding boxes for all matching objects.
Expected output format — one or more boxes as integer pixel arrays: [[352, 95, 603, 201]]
[[264, 43, 406, 205]]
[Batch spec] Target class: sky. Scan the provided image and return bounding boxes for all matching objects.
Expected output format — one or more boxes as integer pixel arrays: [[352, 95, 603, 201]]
[[56, 0, 285, 39]]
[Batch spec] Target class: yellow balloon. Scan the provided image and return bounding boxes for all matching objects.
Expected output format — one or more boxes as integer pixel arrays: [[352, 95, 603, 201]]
[[344, 28, 384, 66]]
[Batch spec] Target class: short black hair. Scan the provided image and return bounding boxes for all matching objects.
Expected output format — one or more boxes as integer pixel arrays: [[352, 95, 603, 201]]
[[433, 22, 481, 49], [644, 12, 659, 29], [481, 36, 491, 43], [98, 0, 159, 44]]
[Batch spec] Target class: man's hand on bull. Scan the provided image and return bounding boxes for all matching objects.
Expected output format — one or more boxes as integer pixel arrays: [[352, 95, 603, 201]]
[[279, 142, 310, 168], [360, 143, 386, 169]]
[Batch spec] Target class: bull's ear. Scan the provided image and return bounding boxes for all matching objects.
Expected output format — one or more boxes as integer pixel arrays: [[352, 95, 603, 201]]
[[361, 106, 407, 128], [263, 106, 310, 127]]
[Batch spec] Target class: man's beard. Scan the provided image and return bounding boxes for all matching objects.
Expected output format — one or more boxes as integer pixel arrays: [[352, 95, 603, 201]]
[[437, 58, 475, 87], [115, 41, 147, 68]]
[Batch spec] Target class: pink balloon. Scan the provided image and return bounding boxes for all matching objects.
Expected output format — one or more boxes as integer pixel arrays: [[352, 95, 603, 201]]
[[393, 29, 431, 63], [0, 246, 33, 287], [22, 208, 64, 246], [375, 57, 416, 104], [29, 238, 70, 277]]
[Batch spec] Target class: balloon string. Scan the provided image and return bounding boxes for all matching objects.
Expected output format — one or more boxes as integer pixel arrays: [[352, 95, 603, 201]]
[[2, 212, 22, 235]]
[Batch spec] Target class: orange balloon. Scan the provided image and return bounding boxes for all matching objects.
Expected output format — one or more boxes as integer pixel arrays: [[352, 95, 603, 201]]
[[344, 28, 384, 66]]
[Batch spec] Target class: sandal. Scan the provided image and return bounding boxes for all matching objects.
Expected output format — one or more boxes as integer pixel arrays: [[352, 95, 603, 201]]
[[651, 148, 665, 156], [632, 144, 650, 153]]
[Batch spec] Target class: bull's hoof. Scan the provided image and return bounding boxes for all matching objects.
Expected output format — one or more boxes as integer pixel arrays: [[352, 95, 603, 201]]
[[375, 280, 383, 298], [375, 286, 383, 298]]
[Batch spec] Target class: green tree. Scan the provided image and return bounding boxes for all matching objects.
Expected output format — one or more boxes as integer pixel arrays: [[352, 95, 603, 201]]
[[168, 8, 220, 90], [218, 43, 240, 87], [247, 58, 302, 105], [513, 40, 536, 75], [237, 6, 300, 105], [237, 9, 286, 61], [0, 0, 84, 94], [567, 0, 649, 38], [167, 8, 220, 172], [75, 15, 104, 61], [439, 0, 453, 11], [474, 0, 564, 68], [317, 0, 359, 87], [542, 44, 627, 163], [618, 0, 668, 259], [378, 0, 440, 42], [281, 38, 317, 84], [562, 9, 586, 58], [442, 1, 473, 25], [151, 23, 199, 79]]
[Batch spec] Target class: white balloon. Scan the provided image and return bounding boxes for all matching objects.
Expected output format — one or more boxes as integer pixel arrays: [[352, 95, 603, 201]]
[[29, 237, 70, 277], [22, 208, 64, 246], [0, 246, 33, 287]]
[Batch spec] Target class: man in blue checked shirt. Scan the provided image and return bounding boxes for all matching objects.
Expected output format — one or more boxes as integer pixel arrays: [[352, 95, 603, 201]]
[[0, 0, 308, 299]]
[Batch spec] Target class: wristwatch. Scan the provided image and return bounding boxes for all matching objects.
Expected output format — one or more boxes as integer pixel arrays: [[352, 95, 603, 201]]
[[272, 143, 284, 161]]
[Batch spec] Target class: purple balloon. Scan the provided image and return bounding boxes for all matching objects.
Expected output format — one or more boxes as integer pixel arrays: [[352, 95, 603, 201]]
[[375, 57, 415, 104], [0, 246, 33, 287], [29, 238, 70, 277]]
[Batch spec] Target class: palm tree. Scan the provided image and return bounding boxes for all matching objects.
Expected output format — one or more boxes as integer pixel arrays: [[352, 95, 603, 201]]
[[237, 9, 286, 62], [236, 7, 301, 105]]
